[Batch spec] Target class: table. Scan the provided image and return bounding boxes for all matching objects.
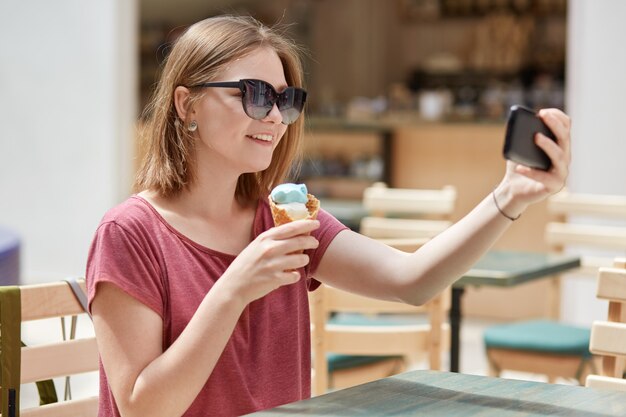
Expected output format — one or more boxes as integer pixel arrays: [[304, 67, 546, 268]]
[[449, 251, 581, 373], [250, 370, 626, 416]]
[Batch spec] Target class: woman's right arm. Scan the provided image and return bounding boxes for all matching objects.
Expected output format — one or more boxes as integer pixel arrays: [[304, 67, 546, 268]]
[[91, 219, 320, 417], [92, 280, 245, 417]]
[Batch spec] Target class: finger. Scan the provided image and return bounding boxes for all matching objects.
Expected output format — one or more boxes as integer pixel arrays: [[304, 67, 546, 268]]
[[538, 108, 570, 132], [277, 253, 311, 271], [535, 133, 563, 165], [263, 235, 319, 258], [267, 219, 320, 239], [281, 235, 320, 254], [538, 109, 571, 157], [535, 133, 568, 179], [276, 270, 301, 286]]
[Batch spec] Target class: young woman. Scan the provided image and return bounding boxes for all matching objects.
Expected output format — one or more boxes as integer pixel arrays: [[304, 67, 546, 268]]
[[87, 15, 571, 417]]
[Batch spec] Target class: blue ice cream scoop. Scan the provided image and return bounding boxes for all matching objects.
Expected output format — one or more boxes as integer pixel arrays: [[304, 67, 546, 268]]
[[270, 183, 308, 204]]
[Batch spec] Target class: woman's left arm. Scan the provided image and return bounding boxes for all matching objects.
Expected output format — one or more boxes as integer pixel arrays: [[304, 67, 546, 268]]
[[314, 108, 571, 305]]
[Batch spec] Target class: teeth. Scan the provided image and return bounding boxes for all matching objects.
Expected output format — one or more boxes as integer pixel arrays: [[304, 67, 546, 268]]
[[250, 134, 273, 141]]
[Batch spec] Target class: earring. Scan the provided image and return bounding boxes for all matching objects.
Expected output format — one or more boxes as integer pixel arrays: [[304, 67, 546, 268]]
[[188, 120, 198, 132]]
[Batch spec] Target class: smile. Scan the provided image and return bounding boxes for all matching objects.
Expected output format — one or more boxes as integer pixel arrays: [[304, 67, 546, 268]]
[[248, 134, 273, 143]]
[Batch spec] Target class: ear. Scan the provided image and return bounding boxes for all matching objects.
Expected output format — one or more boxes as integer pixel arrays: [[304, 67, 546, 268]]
[[174, 86, 194, 121]]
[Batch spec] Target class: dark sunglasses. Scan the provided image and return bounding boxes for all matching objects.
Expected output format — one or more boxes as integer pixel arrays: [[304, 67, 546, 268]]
[[191, 78, 307, 125]]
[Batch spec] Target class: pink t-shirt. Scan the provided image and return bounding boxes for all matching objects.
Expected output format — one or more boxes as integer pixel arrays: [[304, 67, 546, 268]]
[[86, 195, 347, 417]]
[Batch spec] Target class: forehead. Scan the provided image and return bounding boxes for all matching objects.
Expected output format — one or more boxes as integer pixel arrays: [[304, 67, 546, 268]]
[[218, 47, 287, 89]]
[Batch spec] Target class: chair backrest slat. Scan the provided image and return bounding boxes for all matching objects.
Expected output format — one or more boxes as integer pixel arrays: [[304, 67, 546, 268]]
[[21, 396, 98, 417], [546, 223, 626, 249], [360, 218, 452, 239], [20, 281, 88, 321], [548, 192, 626, 218], [363, 185, 456, 215], [325, 286, 429, 314], [589, 321, 626, 358], [597, 267, 626, 303], [21, 338, 99, 383], [325, 324, 431, 355]]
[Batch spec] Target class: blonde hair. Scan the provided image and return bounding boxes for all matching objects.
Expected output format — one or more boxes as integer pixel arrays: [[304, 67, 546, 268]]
[[134, 15, 305, 204]]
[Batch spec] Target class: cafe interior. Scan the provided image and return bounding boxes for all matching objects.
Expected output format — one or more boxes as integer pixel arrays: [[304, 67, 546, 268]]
[[1, 0, 626, 415]]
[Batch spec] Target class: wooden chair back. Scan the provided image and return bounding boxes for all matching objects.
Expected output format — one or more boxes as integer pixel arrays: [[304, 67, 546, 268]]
[[309, 282, 450, 396], [546, 191, 626, 274], [586, 258, 626, 391], [0, 280, 98, 417], [360, 183, 456, 241], [309, 184, 456, 395]]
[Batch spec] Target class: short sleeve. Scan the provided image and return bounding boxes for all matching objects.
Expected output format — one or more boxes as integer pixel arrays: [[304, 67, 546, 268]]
[[86, 221, 165, 318], [305, 208, 349, 290]]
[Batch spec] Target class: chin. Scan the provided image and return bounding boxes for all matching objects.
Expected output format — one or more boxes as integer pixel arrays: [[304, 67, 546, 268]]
[[242, 160, 272, 174]]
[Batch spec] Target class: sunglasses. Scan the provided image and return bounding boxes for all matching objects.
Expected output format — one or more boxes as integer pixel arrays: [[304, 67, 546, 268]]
[[191, 79, 307, 125]]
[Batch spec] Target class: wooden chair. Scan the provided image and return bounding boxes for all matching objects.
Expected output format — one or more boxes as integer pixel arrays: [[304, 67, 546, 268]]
[[309, 183, 456, 395], [0, 279, 98, 417], [586, 258, 626, 391], [310, 283, 450, 396], [484, 191, 626, 383]]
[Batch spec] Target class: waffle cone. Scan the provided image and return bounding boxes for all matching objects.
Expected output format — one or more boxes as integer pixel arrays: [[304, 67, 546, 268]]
[[269, 193, 320, 226]]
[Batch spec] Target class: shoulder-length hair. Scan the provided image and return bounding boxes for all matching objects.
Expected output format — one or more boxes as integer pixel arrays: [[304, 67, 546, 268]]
[[134, 15, 305, 204]]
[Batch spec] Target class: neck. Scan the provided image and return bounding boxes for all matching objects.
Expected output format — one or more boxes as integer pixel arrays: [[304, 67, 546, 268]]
[[144, 167, 250, 223]]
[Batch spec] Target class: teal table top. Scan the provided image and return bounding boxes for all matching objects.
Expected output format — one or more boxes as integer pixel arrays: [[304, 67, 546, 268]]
[[454, 251, 581, 288], [249, 370, 626, 416]]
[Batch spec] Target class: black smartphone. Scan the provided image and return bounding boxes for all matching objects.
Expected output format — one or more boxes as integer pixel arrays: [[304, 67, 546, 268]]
[[503, 105, 556, 171]]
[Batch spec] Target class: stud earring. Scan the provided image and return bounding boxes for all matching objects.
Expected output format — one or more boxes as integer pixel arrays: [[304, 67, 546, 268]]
[[188, 120, 198, 132]]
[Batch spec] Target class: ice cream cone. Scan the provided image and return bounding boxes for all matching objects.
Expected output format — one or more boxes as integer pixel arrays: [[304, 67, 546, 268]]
[[268, 193, 320, 226]]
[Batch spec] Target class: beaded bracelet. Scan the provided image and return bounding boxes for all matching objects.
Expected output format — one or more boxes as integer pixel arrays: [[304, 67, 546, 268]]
[[492, 190, 521, 221]]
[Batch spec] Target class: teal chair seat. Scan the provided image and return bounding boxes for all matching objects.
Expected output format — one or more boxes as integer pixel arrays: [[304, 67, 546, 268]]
[[327, 353, 399, 372], [327, 313, 428, 372], [484, 320, 591, 357], [328, 312, 427, 327]]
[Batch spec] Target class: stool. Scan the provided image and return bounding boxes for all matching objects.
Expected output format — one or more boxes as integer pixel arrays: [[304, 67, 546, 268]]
[[484, 320, 593, 384], [0, 226, 20, 285]]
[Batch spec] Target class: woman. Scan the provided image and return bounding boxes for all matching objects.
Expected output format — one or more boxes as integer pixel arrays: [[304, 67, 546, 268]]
[[87, 15, 571, 417]]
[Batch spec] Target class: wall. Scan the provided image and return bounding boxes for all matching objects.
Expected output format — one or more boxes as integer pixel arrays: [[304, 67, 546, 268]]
[[562, 0, 626, 325], [0, 0, 138, 283]]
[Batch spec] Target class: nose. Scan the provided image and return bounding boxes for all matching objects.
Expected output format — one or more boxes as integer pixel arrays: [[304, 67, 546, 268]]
[[263, 103, 283, 124]]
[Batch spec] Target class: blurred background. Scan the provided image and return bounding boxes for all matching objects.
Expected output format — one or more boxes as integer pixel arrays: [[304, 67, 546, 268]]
[[0, 0, 625, 325]]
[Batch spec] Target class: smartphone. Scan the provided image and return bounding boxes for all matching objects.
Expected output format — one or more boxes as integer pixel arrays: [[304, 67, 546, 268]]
[[503, 105, 556, 171]]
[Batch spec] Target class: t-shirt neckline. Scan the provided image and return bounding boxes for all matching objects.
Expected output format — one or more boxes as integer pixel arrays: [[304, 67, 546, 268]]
[[132, 194, 264, 259]]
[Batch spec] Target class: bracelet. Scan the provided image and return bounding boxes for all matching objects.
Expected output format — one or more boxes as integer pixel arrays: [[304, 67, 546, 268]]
[[492, 190, 521, 221]]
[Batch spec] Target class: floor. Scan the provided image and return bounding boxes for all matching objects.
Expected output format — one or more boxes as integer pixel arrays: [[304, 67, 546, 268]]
[[19, 316, 577, 409]]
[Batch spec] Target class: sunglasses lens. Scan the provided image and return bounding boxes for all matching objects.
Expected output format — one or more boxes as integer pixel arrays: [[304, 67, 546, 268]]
[[242, 80, 273, 120], [241, 80, 306, 125], [277, 88, 306, 125]]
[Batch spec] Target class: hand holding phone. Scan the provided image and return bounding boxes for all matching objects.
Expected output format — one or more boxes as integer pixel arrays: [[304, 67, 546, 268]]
[[503, 105, 557, 171]]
